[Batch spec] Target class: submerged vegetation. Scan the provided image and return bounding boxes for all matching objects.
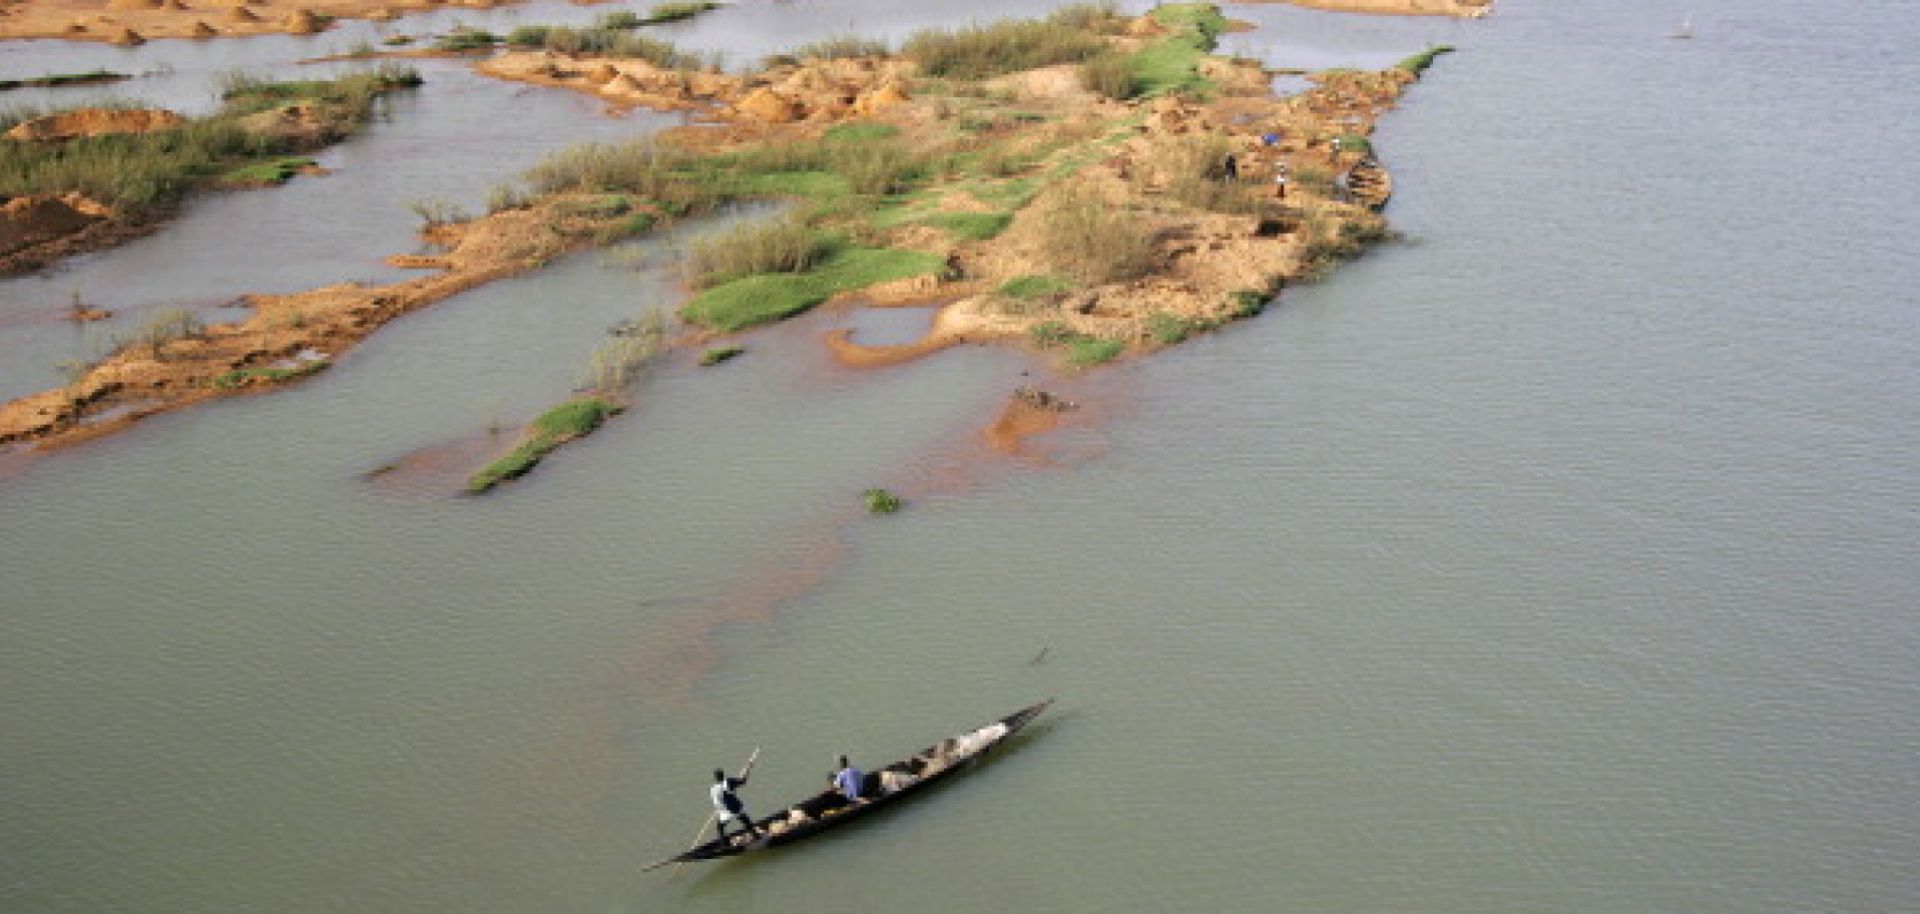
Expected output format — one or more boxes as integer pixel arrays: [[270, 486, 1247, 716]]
[[467, 398, 620, 494], [0, 69, 129, 91], [468, 310, 665, 493], [864, 487, 904, 514]]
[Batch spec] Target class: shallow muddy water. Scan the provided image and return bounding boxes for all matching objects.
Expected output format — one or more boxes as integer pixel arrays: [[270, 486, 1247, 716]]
[[4, 1, 1918, 912]]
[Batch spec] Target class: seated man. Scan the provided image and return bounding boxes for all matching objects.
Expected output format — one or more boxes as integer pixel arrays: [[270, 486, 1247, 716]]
[[830, 755, 863, 802]]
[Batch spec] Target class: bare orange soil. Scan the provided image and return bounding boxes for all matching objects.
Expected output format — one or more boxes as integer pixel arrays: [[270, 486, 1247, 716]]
[[0, 201, 611, 448], [0, 13, 1446, 458], [0, 0, 486, 43]]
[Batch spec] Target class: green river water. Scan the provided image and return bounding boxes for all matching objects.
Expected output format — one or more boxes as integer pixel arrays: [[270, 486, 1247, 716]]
[[3, 1, 1917, 911]]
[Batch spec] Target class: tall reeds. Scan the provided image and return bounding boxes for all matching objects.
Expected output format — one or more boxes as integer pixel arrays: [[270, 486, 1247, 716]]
[[685, 215, 834, 288], [579, 309, 667, 393], [902, 17, 1105, 78], [524, 139, 723, 216]]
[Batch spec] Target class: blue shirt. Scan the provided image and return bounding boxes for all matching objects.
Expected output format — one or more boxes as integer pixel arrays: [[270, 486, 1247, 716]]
[[833, 766, 863, 800]]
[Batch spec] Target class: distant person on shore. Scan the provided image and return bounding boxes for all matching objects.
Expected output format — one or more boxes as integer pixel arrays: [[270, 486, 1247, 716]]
[[1273, 162, 1289, 200], [711, 768, 763, 844], [1221, 152, 1239, 182], [831, 755, 864, 801]]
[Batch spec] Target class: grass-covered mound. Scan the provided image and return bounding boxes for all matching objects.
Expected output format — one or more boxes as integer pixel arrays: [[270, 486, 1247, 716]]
[[0, 65, 420, 215], [467, 397, 619, 493]]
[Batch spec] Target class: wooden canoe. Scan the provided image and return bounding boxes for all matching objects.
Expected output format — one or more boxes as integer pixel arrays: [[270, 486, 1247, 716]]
[[646, 699, 1052, 870]]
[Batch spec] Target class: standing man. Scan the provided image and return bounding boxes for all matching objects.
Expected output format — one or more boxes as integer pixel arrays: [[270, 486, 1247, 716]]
[[710, 767, 763, 844], [831, 755, 864, 802]]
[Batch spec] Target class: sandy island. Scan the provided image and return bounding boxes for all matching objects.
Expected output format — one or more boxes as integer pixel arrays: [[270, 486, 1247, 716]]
[[0, 3, 1455, 467]]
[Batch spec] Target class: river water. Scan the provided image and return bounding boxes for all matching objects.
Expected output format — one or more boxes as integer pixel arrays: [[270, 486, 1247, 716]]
[[3, 1, 1917, 911]]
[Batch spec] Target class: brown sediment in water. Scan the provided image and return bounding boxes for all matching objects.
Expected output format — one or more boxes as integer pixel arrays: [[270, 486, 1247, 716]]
[[363, 426, 522, 498], [620, 357, 1118, 705]]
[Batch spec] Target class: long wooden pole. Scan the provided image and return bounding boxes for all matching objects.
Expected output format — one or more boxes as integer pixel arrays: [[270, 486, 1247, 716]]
[[657, 746, 758, 875]]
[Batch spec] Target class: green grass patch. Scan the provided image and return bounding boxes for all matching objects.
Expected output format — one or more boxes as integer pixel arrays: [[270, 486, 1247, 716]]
[[920, 211, 1012, 241], [683, 246, 945, 331], [999, 273, 1072, 299], [1128, 2, 1227, 97], [467, 398, 618, 494], [1146, 311, 1203, 344], [220, 156, 316, 186], [1397, 44, 1455, 75], [822, 122, 899, 144], [1028, 320, 1125, 366], [432, 29, 498, 52], [700, 345, 744, 366], [644, 1, 720, 24], [1066, 337, 1125, 366], [210, 360, 329, 389]]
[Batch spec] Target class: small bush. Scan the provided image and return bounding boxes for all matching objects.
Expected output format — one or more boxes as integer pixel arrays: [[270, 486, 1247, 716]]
[[486, 182, 530, 213], [1229, 287, 1273, 317], [525, 140, 719, 217], [829, 140, 922, 196], [505, 25, 551, 47], [579, 310, 666, 393], [133, 307, 203, 359], [1080, 51, 1139, 100], [409, 197, 470, 226], [863, 487, 903, 514], [1036, 183, 1154, 284], [1397, 44, 1454, 75]]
